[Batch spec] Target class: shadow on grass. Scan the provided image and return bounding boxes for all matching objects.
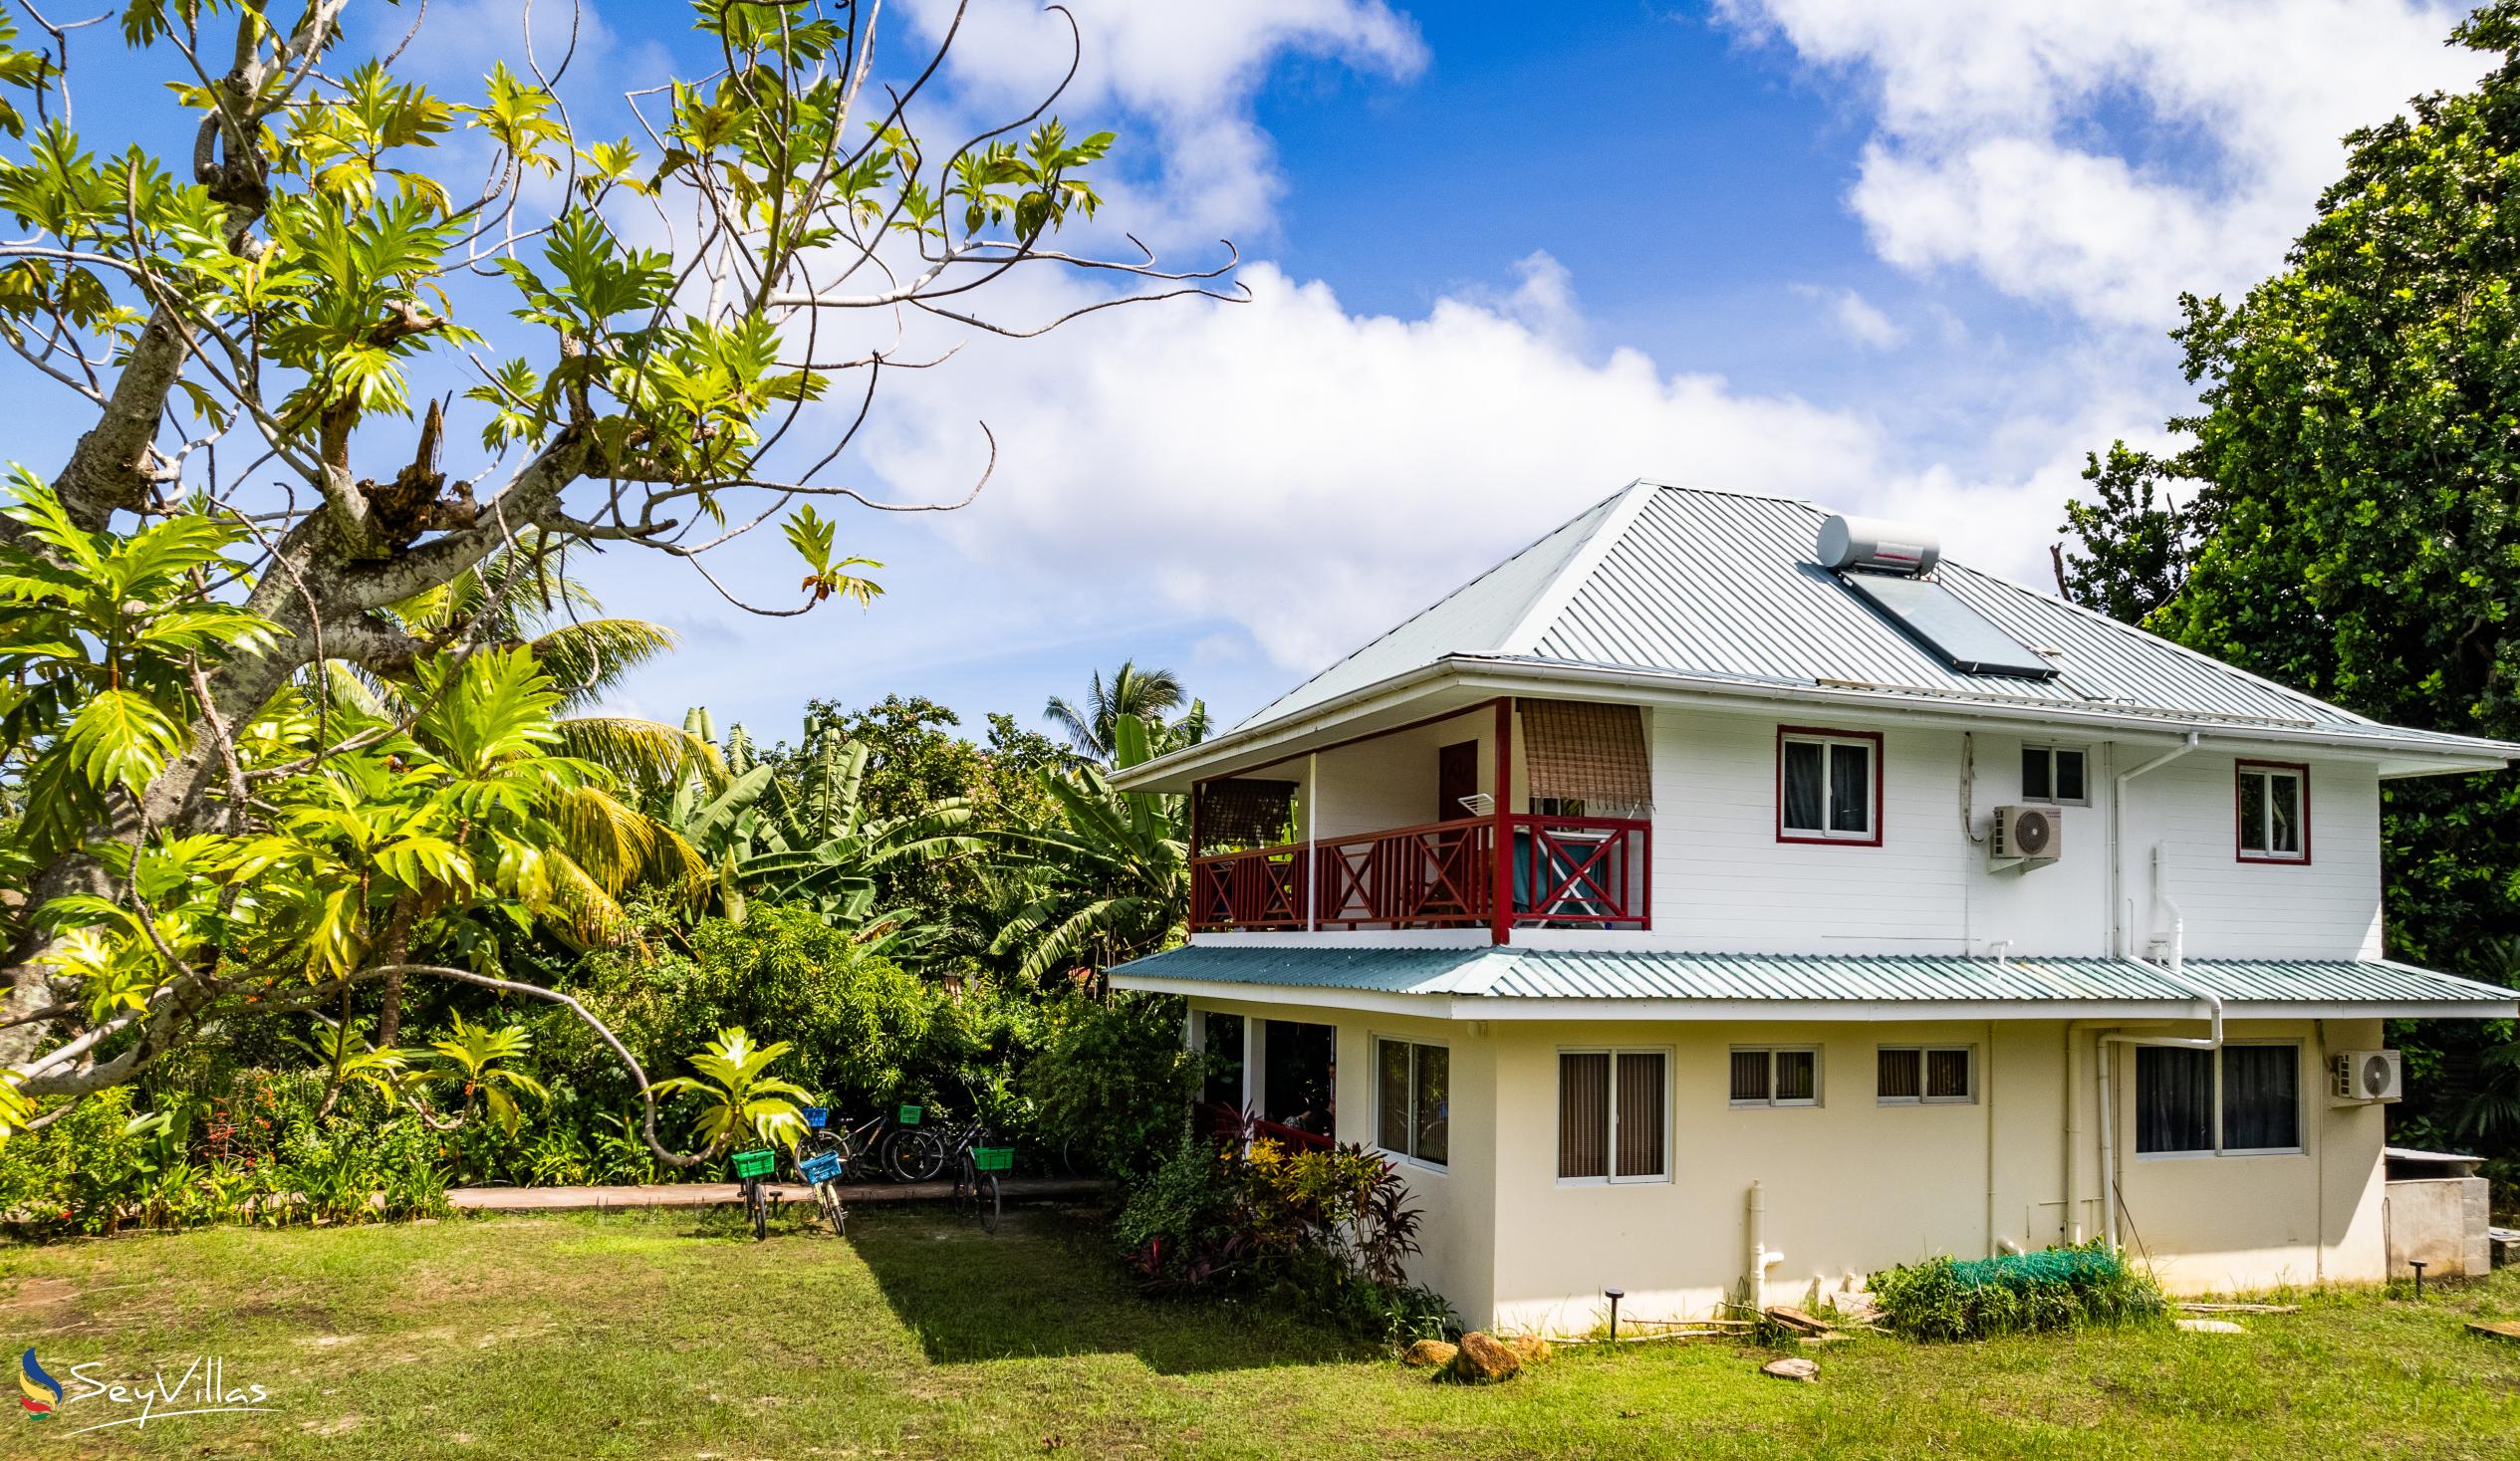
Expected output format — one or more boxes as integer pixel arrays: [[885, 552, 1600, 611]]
[[849, 1201, 1373, 1374]]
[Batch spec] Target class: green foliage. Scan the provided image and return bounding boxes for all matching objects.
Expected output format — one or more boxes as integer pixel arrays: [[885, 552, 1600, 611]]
[[1027, 991, 1199, 1176], [1871, 1244, 2167, 1342], [560, 903, 1019, 1114], [2057, 6, 2520, 1154], [653, 1025, 812, 1155], [994, 713, 1190, 980], [1118, 1124, 1442, 1343]]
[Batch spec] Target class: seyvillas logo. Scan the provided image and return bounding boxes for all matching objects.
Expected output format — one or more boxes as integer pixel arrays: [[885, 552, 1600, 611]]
[[11, 1349, 273, 1435], [18, 1349, 61, 1419]]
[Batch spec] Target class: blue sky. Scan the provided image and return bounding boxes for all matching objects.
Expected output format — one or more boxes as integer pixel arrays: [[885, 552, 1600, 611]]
[[15, 0, 2500, 745]]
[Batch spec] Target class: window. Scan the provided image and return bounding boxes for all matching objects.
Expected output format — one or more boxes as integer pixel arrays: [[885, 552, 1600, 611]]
[[2020, 746, 2088, 805], [2236, 761, 2310, 863], [2136, 1044, 2301, 1156], [1200, 1013, 1245, 1111], [1878, 1046, 1974, 1104], [1729, 1047, 1821, 1107], [1375, 1038, 1448, 1167], [1558, 1050, 1667, 1182], [1778, 728, 1881, 844]]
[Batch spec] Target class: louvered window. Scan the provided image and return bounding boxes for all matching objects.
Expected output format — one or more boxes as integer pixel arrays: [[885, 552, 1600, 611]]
[[1559, 1050, 1666, 1183], [1877, 1046, 1974, 1104], [1730, 1047, 1822, 1107]]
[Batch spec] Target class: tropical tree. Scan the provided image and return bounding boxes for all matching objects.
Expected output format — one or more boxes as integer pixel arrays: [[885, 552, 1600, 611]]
[[408, 1015, 548, 1137], [1044, 661, 1207, 764], [0, 0, 1229, 1145], [2057, 3, 2520, 1154], [994, 714, 1187, 981], [654, 1026, 812, 1156]]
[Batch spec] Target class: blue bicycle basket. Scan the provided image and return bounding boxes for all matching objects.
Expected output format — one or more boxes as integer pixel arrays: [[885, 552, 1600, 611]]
[[802, 1105, 830, 1128], [800, 1149, 845, 1184]]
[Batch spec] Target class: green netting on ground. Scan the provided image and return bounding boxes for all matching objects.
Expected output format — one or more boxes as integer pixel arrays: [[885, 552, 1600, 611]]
[[1871, 1243, 2166, 1342], [1944, 1247, 2129, 1291]]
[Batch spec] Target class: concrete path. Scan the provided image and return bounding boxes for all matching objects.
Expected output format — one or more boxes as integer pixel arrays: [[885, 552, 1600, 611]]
[[450, 1176, 1110, 1213]]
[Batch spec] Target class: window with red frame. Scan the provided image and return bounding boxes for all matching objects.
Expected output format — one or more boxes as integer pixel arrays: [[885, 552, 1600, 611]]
[[1778, 728, 1880, 844]]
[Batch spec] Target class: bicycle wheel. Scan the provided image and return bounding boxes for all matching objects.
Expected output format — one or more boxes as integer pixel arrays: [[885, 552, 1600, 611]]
[[886, 1127, 948, 1184], [817, 1179, 847, 1237], [977, 1172, 1000, 1234], [745, 1178, 767, 1241], [955, 1153, 976, 1218]]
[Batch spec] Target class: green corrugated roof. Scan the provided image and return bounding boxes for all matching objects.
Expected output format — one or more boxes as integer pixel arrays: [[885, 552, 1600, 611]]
[[1111, 945, 2516, 1011]]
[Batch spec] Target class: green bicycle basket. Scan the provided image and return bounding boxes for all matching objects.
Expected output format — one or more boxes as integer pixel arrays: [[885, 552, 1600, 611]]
[[972, 1146, 1014, 1173], [730, 1147, 780, 1179], [896, 1103, 923, 1126]]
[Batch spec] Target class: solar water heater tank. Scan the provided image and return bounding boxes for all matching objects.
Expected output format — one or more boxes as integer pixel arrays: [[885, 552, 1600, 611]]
[[1816, 515, 1941, 577]]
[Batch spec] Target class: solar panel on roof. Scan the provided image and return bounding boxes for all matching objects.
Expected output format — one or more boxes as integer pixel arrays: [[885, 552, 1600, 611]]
[[1838, 571, 2060, 679]]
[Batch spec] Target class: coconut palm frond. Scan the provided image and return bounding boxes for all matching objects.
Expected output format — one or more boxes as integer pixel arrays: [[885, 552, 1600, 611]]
[[558, 715, 722, 793], [530, 617, 680, 709]]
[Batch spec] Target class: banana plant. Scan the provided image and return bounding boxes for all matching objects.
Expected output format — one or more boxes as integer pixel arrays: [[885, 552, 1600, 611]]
[[654, 1026, 811, 1156], [992, 713, 1188, 981], [658, 712, 982, 938]]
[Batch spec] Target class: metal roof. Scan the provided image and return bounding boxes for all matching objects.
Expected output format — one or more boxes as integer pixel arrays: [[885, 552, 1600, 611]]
[[1111, 944, 2518, 1013], [1228, 482, 2509, 758]]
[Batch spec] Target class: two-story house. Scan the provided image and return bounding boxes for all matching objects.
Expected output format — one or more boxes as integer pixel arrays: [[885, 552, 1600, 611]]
[[1108, 481, 2520, 1336]]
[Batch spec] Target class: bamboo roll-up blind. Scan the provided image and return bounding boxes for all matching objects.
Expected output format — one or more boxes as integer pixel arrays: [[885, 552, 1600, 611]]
[[1522, 700, 1651, 814]]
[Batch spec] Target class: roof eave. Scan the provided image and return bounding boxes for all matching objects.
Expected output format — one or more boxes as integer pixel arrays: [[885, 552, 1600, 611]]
[[1111, 972, 2516, 1023], [1114, 654, 2518, 793]]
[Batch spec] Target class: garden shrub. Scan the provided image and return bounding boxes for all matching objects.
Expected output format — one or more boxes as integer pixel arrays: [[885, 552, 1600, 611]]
[[1870, 1243, 2167, 1341], [554, 904, 1030, 1124], [1117, 1121, 1453, 1344], [1026, 990, 1199, 1177]]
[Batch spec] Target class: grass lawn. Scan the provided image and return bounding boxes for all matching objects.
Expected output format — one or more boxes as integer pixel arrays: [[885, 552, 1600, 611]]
[[1, 1203, 2517, 1459]]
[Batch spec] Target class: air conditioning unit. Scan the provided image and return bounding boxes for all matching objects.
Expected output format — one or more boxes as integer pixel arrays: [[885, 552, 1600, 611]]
[[2332, 1050, 2403, 1102], [1990, 805, 2062, 862]]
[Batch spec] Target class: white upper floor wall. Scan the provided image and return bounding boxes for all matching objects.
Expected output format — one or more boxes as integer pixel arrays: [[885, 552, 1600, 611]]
[[1220, 693, 2388, 961]]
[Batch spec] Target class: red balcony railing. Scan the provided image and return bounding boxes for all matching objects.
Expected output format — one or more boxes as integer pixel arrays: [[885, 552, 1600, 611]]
[[1189, 815, 1648, 935]]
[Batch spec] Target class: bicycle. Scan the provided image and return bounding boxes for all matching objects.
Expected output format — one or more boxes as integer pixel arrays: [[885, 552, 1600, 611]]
[[811, 1101, 947, 1184], [729, 1145, 780, 1241], [946, 1120, 1011, 1234], [795, 1106, 849, 1237]]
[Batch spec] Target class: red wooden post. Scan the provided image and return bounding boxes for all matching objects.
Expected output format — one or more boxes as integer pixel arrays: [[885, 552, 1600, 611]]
[[1187, 778, 1204, 939], [1491, 697, 1512, 945]]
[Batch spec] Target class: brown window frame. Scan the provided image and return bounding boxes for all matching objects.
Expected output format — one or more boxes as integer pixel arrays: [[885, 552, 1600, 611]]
[[1776, 726, 1885, 847], [2233, 759, 2312, 865]]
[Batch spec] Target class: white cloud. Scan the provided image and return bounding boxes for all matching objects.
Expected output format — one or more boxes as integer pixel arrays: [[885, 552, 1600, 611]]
[[862, 261, 1889, 672], [1718, 0, 2492, 326], [902, 0, 1426, 242], [1794, 283, 1905, 349]]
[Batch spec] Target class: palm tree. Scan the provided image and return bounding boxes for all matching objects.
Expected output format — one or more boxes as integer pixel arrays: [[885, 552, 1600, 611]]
[[992, 713, 1187, 981], [1044, 660, 1192, 764]]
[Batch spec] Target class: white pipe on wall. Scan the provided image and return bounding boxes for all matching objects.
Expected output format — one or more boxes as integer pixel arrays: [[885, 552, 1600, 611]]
[[1747, 1181, 1783, 1310], [2109, 731, 2201, 956], [2098, 852, 2224, 1251]]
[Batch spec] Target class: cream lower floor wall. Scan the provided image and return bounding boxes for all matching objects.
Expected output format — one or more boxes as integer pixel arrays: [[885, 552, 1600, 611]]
[[1187, 1001, 2390, 1335]]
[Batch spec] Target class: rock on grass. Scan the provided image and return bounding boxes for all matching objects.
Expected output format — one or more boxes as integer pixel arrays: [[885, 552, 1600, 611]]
[[1446, 1332, 1522, 1383]]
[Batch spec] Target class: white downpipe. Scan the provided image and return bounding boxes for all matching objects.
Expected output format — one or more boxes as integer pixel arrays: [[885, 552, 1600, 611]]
[[2109, 731, 2201, 956], [2085, 729, 2205, 1252], [1748, 1181, 1783, 1310], [2097, 843, 2225, 1251]]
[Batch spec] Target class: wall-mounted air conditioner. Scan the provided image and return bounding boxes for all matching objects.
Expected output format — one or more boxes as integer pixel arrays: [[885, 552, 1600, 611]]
[[1990, 805, 2061, 862], [2332, 1050, 2403, 1103]]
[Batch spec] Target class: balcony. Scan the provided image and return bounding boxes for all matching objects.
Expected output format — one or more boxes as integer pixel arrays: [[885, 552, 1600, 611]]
[[1190, 814, 1650, 936]]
